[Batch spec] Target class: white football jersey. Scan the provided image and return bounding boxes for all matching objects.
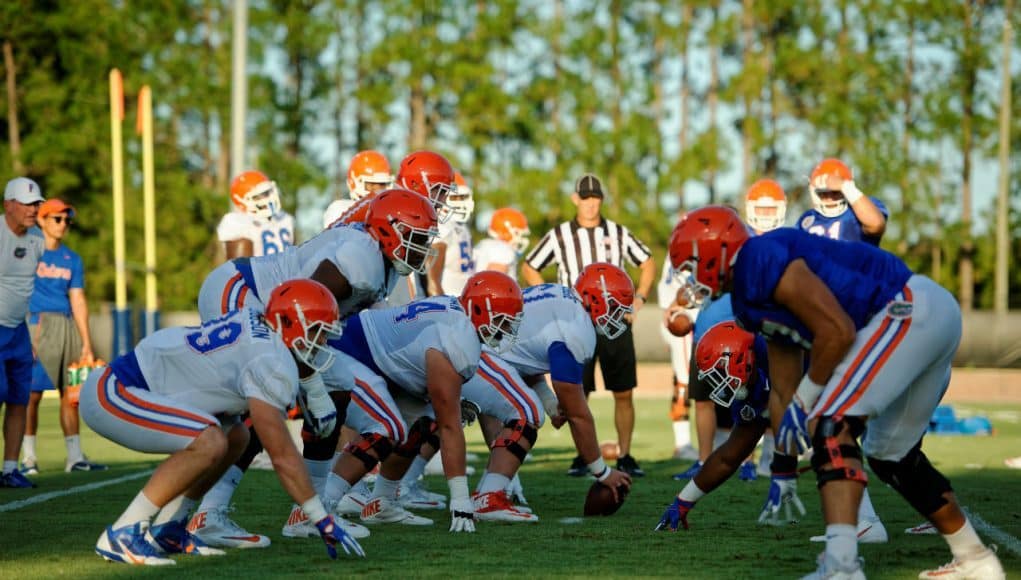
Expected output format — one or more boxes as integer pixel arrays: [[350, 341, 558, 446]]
[[322, 199, 356, 230], [360, 296, 481, 399], [217, 210, 295, 257], [473, 238, 517, 279], [249, 225, 387, 317], [131, 308, 299, 415], [657, 259, 700, 319], [497, 284, 596, 378], [436, 221, 474, 296]]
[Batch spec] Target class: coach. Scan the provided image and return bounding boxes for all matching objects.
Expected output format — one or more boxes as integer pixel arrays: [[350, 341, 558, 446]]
[[522, 173, 655, 478], [0, 177, 45, 488]]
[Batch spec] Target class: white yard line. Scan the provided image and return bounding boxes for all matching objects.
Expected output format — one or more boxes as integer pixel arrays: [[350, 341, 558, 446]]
[[0, 469, 153, 513], [965, 508, 1021, 558]]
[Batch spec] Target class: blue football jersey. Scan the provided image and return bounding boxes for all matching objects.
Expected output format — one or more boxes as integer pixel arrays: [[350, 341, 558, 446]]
[[731, 228, 912, 348], [796, 197, 888, 246]]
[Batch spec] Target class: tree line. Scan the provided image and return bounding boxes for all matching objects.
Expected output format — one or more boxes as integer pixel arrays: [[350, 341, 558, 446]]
[[1, 0, 1018, 311]]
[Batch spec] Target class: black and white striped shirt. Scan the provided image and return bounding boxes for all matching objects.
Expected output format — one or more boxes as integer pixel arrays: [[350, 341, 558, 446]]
[[525, 218, 652, 286]]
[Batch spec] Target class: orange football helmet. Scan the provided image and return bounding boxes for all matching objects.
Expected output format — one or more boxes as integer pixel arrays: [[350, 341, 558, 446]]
[[364, 188, 440, 275], [459, 271, 524, 351], [573, 263, 635, 339], [695, 321, 756, 408], [744, 179, 787, 233], [231, 170, 282, 221], [396, 151, 456, 223], [347, 150, 394, 201], [448, 171, 475, 224], [488, 207, 530, 254], [809, 158, 854, 217], [668, 206, 749, 303], [264, 279, 342, 373]]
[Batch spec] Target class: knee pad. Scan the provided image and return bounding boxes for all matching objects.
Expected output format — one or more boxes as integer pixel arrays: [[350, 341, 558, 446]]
[[302, 420, 341, 461], [491, 419, 539, 463], [343, 433, 393, 471], [394, 417, 439, 458], [811, 416, 868, 489], [868, 442, 952, 516]]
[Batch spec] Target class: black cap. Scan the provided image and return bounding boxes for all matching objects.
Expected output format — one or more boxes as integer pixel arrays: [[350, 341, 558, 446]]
[[574, 173, 604, 199]]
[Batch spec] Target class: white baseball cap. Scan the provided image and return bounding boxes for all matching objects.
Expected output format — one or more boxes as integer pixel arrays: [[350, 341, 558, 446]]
[[4, 177, 45, 204]]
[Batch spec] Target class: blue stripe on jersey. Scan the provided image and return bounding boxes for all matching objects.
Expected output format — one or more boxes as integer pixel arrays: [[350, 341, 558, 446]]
[[108, 351, 150, 391], [547, 341, 583, 384], [328, 315, 384, 378], [232, 257, 260, 301]]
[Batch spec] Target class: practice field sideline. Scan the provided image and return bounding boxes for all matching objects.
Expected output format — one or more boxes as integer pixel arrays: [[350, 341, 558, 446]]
[[2, 398, 1018, 579]]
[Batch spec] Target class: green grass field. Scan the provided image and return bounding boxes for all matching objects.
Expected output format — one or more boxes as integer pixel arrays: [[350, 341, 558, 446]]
[[2, 397, 1019, 579]]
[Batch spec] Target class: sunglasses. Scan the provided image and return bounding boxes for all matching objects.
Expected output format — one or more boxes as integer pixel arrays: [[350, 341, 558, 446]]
[[49, 215, 73, 225]]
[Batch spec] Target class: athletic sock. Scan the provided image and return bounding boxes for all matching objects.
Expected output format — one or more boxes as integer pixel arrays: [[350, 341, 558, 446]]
[[22, 435, 37, 463], [824, 524, 860, 571], [758, 435, 774, 471], [65, 434, 83, 464], [672, 420, 691, 448], [153, 495, 198, 526], [322, 472, 354, 510], [113, 491, 161, 529], [2, 460, 17, 474], [197, 465, 243, 512], [478, 472, 511, 494], [401, 456, 429, 487], [858, 489, 879, 522], [943, 519, 988, 561], [372, 476, 400, 500], [305, 458, 332, 496]]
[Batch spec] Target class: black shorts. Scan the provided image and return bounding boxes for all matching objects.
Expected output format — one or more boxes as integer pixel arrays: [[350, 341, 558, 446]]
[[686, 345, 734, 429], [583, 325, 638, 393]]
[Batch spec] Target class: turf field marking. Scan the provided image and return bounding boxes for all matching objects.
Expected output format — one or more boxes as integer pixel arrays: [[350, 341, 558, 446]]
[[0, 469, 154, 513], [965, 508, 1021, 557]]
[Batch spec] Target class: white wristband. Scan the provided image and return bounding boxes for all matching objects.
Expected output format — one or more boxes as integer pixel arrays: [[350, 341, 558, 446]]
[[447, 475, 470, 502], [794, 374, 826, 411], [840, 180, 864, 205], [587, 457, 610, 481], [678, 480, 706, 503], [302, 495, 328, 523]]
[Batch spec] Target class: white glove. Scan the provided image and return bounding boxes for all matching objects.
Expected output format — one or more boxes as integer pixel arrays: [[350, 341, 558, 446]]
[[299, 374, 338, 438], [840, 179, 864, 205], [448, 475, 476, 533], [758, 473, 806, 526], [531, 380, 560, 421]]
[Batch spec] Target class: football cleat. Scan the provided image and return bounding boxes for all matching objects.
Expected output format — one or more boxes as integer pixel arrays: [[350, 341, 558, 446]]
[[811, 518, 888, 544], [905, 521, 938, 535], [424, 452, 475, 476], [95, 522, 175, 566], [473, 491, 538, 523], [360, 497, 434, 526], [398, 479, 447, 510], [617, 454, 645, 477], [567, 455, 588, 477], [800, 553, 866, 580], [187, 506, 270, 549], [19, 460, 39, 476], [149, 520, 226, 556], [335, 484, 371, 517], [282, 504, 370, 539], [247, 451, 274, 471], [672, 461, 703, 480], [917, 546, 1005, 580], [0, 470, 36, 488], [673, 445, 700, 461], [66, 457, 109, 472]]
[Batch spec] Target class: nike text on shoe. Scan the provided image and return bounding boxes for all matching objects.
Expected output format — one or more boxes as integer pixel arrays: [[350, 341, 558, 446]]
[[187, 506, 270, 549], [360, 497, 433, 526], [336, 489, 370, 516], [918, 546, 1005, 580], [95, 522, 175, 566], [149, 520, 225, 556], [473, 491, 538, 523]]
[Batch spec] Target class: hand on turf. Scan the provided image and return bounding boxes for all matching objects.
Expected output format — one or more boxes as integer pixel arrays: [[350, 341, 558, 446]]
[[655, 496, 695, 531], [776, 402, 810, 456], [315, 515, 365, 558], [300, 387, 338, 439], [449, 497, 476, 533], [757, 473, 806, 526]]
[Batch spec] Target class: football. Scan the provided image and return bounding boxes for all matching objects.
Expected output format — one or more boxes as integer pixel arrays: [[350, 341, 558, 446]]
[[666, 310, 694, 337], [583, 481, 629, 516], [600, 440, 620, 460]]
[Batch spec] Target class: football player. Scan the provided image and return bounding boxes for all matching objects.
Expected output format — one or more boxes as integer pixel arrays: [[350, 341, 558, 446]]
[[668, 206, 1004, 580], [656, 257, 699, 462], [80, 280, 364, 565], [322, 150, 394, 230], [796, 159, 887, 245], [473, 207, 530, 278], [187, 189, 438, 548], [218, 170, 295, 259], [426, 171, 475, 297], [293, 273, 524, 534]]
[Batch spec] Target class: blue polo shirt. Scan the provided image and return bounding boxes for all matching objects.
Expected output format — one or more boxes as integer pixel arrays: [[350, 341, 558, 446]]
[[29, 244, 84, 321]]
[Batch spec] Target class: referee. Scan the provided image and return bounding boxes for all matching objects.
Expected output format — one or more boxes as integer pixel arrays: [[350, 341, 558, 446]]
[[522, 173, 655, 477]]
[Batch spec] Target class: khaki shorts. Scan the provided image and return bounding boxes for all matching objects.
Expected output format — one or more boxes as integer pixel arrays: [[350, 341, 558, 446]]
[[30, 313, 82, 392]]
